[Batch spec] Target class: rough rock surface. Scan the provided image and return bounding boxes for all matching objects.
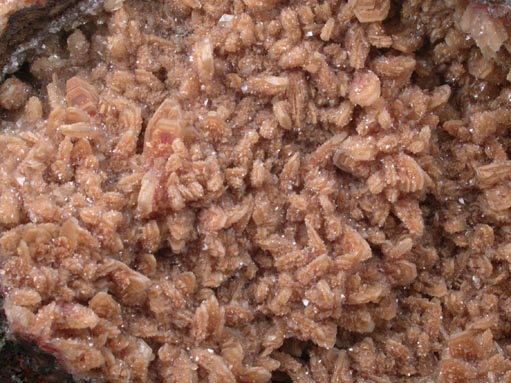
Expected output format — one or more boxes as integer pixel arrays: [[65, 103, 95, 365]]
[[0, 1, 510, 382]]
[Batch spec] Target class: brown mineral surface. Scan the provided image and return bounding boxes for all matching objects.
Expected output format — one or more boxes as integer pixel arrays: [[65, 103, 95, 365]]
[[1, 0, 511, 382]]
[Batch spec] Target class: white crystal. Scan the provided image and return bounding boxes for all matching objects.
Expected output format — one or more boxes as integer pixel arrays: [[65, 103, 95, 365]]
[[15, 175, 25, 186], [219, 14, 235, 24]]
